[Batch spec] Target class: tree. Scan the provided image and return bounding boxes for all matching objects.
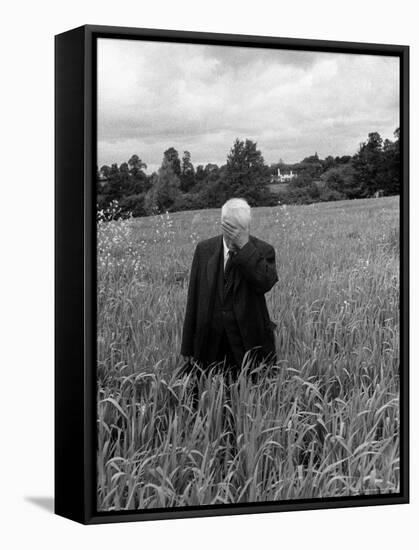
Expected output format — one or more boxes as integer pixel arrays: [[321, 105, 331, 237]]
[[221, 138, 270, 205], [284, 182, 320, 205], [195, 165, 206, 184], [302, 152, 320, 163], [99, 164, 111, 180], [119, 194, 146, 218], [128, 154, 149, 193], [322, 155, 336, 171], [144, 158, 181, 214], [128, 154, 147, 175], [163, 147, 181, 178], [335, 155, 352, 164], [323, 163, 361, 199], [382, 128, 400, 194], [205, 163, 219, 174], [352, 132, 385, 196], [101, 163, 124, 202], [180, 150, 196, 192], [299, 152, 323, 179], [190, 163, 224, 207], [290, 170, 313, 188]]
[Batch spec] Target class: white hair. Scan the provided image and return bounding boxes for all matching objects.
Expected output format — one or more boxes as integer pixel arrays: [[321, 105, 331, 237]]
[[221, 198, 251, 228]]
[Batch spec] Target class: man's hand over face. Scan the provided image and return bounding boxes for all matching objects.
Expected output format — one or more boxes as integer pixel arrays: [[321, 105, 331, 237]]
[[221, 219, 249, 251]]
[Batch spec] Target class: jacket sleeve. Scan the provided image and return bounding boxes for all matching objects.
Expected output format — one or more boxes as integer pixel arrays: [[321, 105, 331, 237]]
[[180, 243, 200, 357], [233, 240, 278, 295]]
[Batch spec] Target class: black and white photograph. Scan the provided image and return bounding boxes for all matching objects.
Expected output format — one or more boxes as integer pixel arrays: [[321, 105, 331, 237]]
[[3, 0, 419, 544], [95, 35, 404, 512]]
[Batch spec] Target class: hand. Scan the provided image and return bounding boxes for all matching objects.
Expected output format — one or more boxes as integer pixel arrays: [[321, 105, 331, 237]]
[[221, 220, 249, 250]]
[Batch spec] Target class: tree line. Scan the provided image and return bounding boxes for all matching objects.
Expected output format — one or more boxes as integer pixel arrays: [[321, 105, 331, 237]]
[[97, 128, 400, 219]]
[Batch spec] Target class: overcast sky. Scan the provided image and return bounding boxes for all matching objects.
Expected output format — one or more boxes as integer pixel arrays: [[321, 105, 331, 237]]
[[97, 38, 399, 174]]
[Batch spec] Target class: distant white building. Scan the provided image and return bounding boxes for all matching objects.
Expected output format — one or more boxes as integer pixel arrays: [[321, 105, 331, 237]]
[[270, 168, 296, 184], [277, 168, 296, 182]]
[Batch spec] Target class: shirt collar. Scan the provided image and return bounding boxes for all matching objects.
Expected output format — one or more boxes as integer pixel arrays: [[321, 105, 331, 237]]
[[222, 237, 229, 261]]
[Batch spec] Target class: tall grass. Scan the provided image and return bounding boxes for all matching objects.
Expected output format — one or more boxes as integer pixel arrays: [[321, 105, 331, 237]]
[[97, 196, 400, 510]]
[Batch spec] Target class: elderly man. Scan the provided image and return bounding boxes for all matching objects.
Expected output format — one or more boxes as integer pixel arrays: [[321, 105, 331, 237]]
[[181, 198, 278, 379]]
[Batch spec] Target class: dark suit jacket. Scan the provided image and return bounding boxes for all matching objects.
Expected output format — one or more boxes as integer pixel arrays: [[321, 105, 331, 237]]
[[181, 234, 278, 364]]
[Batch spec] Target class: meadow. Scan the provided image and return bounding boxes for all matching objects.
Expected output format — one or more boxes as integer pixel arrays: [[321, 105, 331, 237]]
[[97, 196, 400, 511]]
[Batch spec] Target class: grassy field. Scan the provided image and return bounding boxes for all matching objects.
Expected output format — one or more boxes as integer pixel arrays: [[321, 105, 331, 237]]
[[97, 196, 400, 511]]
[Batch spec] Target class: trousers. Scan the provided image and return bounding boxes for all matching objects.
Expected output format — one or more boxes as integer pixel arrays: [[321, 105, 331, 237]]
[[215, 328, 241, 381]]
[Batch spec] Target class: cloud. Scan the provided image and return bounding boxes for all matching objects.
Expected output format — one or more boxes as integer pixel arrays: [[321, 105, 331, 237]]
[[97, 38, 399, 172]]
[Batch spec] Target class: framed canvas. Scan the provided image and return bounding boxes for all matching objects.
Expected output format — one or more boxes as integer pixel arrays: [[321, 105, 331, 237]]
[[55, 24, 409, 524]]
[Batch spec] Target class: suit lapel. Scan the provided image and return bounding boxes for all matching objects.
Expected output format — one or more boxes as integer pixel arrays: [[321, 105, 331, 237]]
[[206, 235, 223, 301], [233, 261, 242, 295], [233, 237, 254, 295], [206, 235, 256, 299]]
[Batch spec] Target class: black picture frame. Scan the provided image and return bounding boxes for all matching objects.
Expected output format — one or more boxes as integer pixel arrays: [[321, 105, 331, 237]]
[[55, 24, 409, 524]]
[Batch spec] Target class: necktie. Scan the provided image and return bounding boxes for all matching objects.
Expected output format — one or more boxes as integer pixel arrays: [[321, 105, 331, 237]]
[[224, 250, 234, 278], [224, 250, 236, 296]]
